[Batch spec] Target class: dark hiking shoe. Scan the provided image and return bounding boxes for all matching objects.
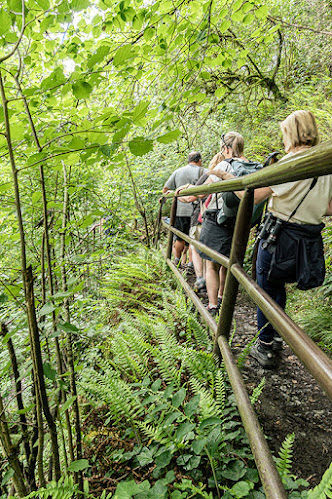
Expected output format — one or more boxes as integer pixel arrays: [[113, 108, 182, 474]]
[[174, 257, 180, 267], [207, 306, 219, 318], [250, 339, 276, 368], [186, 262, 195, 274], [273, 335, 284, 352], [217, 296, 222, 309], [194, 277, 206, 293]]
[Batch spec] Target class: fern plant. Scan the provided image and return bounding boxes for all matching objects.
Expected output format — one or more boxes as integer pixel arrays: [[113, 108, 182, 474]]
[[308, 462, 332, 499], [276, 433, 295, 479]]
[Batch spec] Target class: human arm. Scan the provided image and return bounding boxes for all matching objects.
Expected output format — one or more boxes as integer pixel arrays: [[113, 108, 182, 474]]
[[325, 198, 332, 216], [214, 170, 272, 204]]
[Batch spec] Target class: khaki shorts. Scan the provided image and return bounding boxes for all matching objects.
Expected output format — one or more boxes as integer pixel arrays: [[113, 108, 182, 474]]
[[189, 224, 202, 240]]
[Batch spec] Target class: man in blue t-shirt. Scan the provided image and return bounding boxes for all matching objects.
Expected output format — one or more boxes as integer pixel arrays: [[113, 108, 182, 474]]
[[163, 152, 205, 266]]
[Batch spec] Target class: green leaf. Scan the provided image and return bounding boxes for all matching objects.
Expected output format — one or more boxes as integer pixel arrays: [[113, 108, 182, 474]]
[[1, 468, 14, 487], [70, 0, 90, 11], [230, 481, 253, 497], [199, 417, 222, 431], [215, 87, 226, 99], [176, 421, 195, 441], [67, 459, 90, 472], [171, 387, 186, 408], [132, 101, 150, 123], [43, 362, 57, 381], [31, 192, 42, 205], [60, 396, 77, 414], [256, 5, 269, 19], [184, 395, 200, 417], [0, 10, 11, 36], [137, 447, 155, 466], [72, 81, 93, 99], [39, 303, 55, 316], [154, 450, 172, 469], [243, 13, 255, 25], [113, 44, 134, 67], [0, 182, 12, 193], [157, 129, 181, 144], [35, 0, 50, 9], [151, 379, 162, 391], [128, 137, 153, 156], [114, 480, 150, 498], [221, 460, 246, 481], [87, 45, 110, 69]]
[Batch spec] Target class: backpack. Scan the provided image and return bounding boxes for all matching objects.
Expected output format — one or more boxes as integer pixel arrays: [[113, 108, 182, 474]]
[[216, 158, 265, 227]]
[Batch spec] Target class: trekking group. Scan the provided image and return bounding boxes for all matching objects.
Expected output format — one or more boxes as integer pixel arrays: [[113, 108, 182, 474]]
[[162, 110, 332, 368]]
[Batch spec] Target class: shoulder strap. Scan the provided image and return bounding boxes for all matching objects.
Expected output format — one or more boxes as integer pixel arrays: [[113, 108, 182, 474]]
[[287, 178, 318, 222]]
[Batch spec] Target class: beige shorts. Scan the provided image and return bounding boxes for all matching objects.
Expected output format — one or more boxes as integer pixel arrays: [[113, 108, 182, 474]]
[[189, 224, 202, 240]]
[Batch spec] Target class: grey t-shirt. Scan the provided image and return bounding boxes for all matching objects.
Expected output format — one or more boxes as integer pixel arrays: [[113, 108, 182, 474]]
[[165, 163, 207, 216]]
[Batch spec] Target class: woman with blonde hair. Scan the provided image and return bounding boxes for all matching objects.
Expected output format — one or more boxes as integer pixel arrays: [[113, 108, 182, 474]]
[[218, 110, 332, 367]]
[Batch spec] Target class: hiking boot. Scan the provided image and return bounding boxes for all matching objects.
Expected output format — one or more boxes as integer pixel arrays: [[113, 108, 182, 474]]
[[250, 339, 276, 368], [194, 277, 206, 293], [185, 262, 195, 275], [206, 306, 219, 318], [174, 257, 180, 267], [217, 296, 222, 309], [273, 335, 284, 352]]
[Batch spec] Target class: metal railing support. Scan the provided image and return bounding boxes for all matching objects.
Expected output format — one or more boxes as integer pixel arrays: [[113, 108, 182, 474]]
[[213, 189, 254, 357], [166, 197, 177, 260]]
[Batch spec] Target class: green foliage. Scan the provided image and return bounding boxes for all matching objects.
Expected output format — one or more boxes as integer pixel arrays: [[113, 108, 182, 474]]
[[276, 433, 295, 479], [308, 462, 332, 499]]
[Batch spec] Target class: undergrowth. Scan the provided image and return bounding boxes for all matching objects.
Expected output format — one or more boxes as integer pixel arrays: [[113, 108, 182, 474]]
[[74, 247, 330, 499]]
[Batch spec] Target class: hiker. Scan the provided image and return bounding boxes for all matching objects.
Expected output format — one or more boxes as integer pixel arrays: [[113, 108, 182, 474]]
[[163, 151, 206, 268], [176, 132, 259, 317], [178, 152, 223, 293], [217, 110, 332, 367]]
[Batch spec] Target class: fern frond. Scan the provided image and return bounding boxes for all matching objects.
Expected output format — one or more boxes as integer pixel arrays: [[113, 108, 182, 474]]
[[276, 433, 295, 479], [308, 462, 332, 499], [185, 348, 217, 388], [187, 315, 211, 349], [237, 331, 259, 368], [250, 377, 265, 405], [136, 420, 167, 443], [215, 369, 226, 415], [189, 377, 222, 419]]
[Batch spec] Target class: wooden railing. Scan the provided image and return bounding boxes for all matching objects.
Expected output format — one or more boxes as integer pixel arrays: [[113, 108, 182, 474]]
[[160, 140, 332, 499]]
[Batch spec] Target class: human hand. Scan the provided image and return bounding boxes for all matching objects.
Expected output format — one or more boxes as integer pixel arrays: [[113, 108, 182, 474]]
[[175, 184, 191, 196]]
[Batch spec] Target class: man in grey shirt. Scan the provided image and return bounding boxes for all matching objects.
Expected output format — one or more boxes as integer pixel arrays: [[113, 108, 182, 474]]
[[163, 152, 205, 265]]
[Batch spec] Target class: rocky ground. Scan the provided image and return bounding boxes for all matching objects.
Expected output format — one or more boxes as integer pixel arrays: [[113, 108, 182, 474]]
[[188, 274, 332, 487]]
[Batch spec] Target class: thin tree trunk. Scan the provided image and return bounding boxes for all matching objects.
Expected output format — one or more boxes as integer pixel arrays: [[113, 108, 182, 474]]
[[0, 70, 61, 481], [60, 164, 84, 491], [15, 73, 74, 464], [0, 393, 28, 497]]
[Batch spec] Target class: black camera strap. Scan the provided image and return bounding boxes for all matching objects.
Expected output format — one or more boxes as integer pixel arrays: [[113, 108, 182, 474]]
[[286, 177, 317, 222]]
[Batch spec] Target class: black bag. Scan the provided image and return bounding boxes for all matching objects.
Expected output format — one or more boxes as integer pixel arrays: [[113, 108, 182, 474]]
[[267, 222, 325, 290]]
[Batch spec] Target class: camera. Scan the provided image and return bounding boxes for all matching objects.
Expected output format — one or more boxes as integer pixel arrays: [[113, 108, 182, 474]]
[[257, 212, 276, 241], [266, 218, 283, 245]]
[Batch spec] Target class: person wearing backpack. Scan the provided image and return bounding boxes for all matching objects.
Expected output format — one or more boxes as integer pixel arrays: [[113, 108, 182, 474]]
[[216, 111, 332, 367], [176, 132, 261, 316], [162, 152, 206, 267]]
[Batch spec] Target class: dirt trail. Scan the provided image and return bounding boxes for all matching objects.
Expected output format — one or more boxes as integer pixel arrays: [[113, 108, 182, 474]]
[[191, 276, 332, 486]]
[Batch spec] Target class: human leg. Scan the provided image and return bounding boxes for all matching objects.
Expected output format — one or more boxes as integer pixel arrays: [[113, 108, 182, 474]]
[[206, 260, 220, 308], [256, 243, 287, 343], [251, 242, 287, 367]]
